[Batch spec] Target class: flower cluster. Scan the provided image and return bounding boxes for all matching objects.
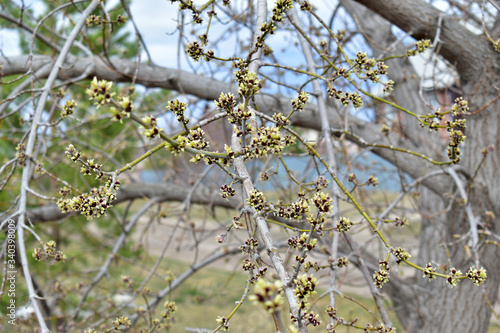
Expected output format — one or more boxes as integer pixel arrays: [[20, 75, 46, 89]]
[[276, 198, 310, 220], [240, 238, 259, 253], [220, 184, 236, 199], [16, 143, 26, 166], [187, 128, 209, 149], [391, 247, 411, 264], [58, 181, 119, 220], [86, 15, 102, 27], [294, 274, 317, 310], [249, 278, 284, 313], [291, 91, 309, 112], [314, 176, 329, 191], [407, 39, 433, 56], [447, 129, 466, 163], [366, 175, 378, 186], [166, 99, 189, 125], [32, 240, 66, 262], [215, 93, 237, 113], [327, 87, 363, 108], [140, 116, 163, 139], [61, 99, 77, 118], [466, 267, 487, 286], [242, 126, 294, 159], [288, 232, 317, 251], [247, 190, 267, 211], [216, 316, 229, 331], [272, 112, 290, 126], [311, 192, 332, 213], [86, 77, 115, 107], [165, 135, 188, 155], [160, 301, 177, 330], [447, 267, 462, 287], [110, 95, 134, 122], [451, 97, 469, 116], [238, 71, 262, 98], [373, 260, 390, 288], [393, 217, 408, 227], [186, 41, 204, 62], [271, 0, 293, 22], [336, 217, 353, 233], [65, 144, 81, 162], [335, 256, 349, 268], [80, 159, 104, 179], [423, 263, 437, 281], [112, 316, 131, 330]]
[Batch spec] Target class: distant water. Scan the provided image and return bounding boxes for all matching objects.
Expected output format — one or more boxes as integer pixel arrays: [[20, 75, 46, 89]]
[[140, 152, 409, 193]]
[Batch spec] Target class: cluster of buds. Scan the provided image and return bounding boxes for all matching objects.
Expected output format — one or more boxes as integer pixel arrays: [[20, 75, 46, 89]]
[[110, 95, 134, 122], [57, 182, 119, 220], [61, 99, 77, 118], [334, 256, 349, 268], [16, 143, 26, 166], [121, 275, 134, 289], [393, 217, 408, 227], [160, 301, 177, 330], [242, 259, 255, 271], [276, 198, 310, 220], [272, 112, 290, 127], [166, 99, 189, 125], [451, 97, 469, 116], [300, 0, 313, 11], [466, 267, 487, 286], [407, 39, 433, 56], [86, 77, 115, 107], [65, 144, 81, 162], [291, 91, 309, 112], [238, 71, 262, 98], [271, 0, 293, 22], [302, 261, 320, 272], [140, 116, 163, 139], [311, 191, 332, 213], [354, 52, 376, 71], [288, 232, 317, 251], [249, 278, 284, 313], [447, 129, 466, 163], [247, 190, 267, 211], [364, 324, 397, 333], [391, 247, 411, 264], [294, 274, 317, 309], [240, 238, 259, 253], [313, 176, 329, 191], [32, 240, 66, 262], [186, 41, 204, 62], [243, 126, 294, 159], [187, 128, 209, 149], [373, 260, 390, 288], [423, 263, 437, 281], [80, 159, 104, 179], [112, 316, 131, 330], [86, 15, 102, 27], [220, 184, 236, 199], [365, 61, 389, 83], [365, 175, 379, 186], [447, 267, 463, 287], [327, 87, 363, 108], [165, 135, 188, 155], [336, 217, 353, 233], [215, 316, 229, 331]]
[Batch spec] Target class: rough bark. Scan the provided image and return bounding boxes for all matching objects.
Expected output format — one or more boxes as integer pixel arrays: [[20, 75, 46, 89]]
[[348, 1, 500, 332]]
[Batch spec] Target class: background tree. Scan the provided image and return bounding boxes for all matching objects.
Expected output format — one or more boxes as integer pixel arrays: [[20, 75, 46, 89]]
[[0, 0, 499, 332]]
